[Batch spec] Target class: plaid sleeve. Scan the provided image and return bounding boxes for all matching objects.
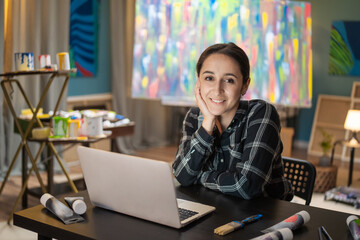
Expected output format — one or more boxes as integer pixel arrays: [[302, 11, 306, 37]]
[[199, 101, 292, 200], [172, 108, 215, 186]]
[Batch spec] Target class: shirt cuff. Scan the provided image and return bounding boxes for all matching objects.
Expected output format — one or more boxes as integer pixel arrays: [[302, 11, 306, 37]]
[[195, 126, 215, 149]]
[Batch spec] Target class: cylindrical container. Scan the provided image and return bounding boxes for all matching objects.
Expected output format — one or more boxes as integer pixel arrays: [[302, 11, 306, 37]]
[[52, 116, 69, 137], [40, 193, 84, 224], [250, 228, 293, 240], [56, 52, 70, 70], [14, 52, 34, 71], [68, 119, 81, 138], [38, 54, 51, 69], [347, 215, 360, 240], [85, 115, 103, 137], [261, 211, 310, 233], [64, 197, 87, 215]]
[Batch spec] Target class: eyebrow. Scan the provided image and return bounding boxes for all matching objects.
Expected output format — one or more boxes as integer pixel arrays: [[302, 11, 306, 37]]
[[202, 71, 238, 79]]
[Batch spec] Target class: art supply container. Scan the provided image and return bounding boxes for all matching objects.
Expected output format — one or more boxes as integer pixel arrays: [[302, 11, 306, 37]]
[[68, 119, 81, 138], [32, 127, 51, 139], [347, 215, 360, 240], [39, 54, 51, 68], [14, 52, 34, 71], [85, 115, 103, 137], [40, 193, 84, 224], [52, 116, 69, 137], [56, 52, 70, 70], [262, 210, 310, 233]]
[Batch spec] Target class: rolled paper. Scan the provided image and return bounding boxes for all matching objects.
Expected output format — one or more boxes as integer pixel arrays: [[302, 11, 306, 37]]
[[40, 193, 84, 224], [261, 211, 310, 233], [250, 228, 293, 240], [64, 196, 87, 215]]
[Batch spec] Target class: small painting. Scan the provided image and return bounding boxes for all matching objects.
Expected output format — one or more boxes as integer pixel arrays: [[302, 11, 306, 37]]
[[329, 21, 360, 76]]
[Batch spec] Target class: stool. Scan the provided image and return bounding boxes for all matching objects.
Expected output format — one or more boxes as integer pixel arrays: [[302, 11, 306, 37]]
[[314, 165, 338, 193]]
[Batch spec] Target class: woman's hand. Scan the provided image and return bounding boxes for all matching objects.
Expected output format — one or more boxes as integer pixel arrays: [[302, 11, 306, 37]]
[[195, 80, 216, 134]]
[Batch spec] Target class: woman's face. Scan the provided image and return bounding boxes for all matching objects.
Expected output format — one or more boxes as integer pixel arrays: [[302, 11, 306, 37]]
[[198, 53, 249, 118]]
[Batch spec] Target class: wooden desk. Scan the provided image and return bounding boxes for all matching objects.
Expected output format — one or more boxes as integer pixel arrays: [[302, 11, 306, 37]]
[[14, 185, 354, 240]]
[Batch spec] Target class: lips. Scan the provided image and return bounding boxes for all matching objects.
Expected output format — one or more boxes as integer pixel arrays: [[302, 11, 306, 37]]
[[211, 98, 225, 103]]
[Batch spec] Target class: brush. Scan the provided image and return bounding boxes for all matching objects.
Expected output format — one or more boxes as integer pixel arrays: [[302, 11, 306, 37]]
[[214, 214, 263, 236]]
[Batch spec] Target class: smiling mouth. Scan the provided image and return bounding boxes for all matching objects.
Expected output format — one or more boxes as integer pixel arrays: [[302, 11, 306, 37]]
[[211, 99, 225, 103]]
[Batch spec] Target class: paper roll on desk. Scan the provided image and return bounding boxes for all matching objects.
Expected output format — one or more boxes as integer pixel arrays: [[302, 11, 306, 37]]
[[262, 211, 310, 233], [40, 193, 84, 224]]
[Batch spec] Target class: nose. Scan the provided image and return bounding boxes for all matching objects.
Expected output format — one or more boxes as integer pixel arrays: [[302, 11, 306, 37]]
[[213, 80, 224, 95]]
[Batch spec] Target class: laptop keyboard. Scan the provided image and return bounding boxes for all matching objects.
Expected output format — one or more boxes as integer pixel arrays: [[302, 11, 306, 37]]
[[178, 208, 199, 221]]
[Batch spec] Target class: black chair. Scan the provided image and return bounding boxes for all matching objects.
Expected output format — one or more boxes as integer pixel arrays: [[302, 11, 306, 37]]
[[282, 156, 316, 205]]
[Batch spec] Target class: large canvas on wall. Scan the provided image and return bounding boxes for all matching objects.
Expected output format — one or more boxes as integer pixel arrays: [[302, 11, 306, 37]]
[[132, 0, 312, 107], [329, 21, 360, 76]]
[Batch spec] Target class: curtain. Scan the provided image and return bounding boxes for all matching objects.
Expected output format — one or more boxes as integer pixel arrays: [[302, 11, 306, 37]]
[[0, 0, 5, 177], [0, 0, 70, 179], [110, 0, 183, 152]]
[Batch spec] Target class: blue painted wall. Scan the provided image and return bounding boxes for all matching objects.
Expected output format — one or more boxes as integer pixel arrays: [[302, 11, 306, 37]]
[[294, 0, 360, 142], [67, 0, 111, 96]]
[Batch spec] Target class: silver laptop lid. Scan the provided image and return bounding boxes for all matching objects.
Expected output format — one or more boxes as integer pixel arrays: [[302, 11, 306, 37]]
[[77, 146, 182, 228]]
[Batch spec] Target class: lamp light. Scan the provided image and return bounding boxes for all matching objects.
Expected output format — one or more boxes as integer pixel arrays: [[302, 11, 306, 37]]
[[344, 110, 360, 145]]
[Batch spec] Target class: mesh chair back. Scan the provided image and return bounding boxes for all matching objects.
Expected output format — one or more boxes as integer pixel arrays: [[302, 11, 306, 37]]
[[282, 157, 316, 205]]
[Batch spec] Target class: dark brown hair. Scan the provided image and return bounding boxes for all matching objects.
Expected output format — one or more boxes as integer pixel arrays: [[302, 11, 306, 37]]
[[196, 42, 250, 84]]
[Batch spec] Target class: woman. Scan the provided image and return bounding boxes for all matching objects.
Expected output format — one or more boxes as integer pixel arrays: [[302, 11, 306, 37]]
[[172, 42, 293, 201]]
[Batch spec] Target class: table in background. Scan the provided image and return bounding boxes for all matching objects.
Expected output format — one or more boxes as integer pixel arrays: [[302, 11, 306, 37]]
[[14, 185, 354, 240], [22, 122, 135, 207]]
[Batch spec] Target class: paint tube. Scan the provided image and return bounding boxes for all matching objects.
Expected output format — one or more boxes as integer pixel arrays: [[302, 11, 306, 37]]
[[250, 228, 293, 240], [64, 196, 87, 215], [347, 215, 360, 240], [40, 193, 84, 224], [261, 211, 310, 233]]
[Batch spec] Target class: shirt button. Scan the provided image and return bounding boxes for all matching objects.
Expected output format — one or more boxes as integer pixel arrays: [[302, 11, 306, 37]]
[[220, 159, 224, 163], [227, 127, 231, 130]]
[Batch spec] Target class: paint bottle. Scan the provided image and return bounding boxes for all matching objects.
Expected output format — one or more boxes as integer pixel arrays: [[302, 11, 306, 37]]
[[347, 215, 360, 240], [250, 228, 293, 240], [64, 196, 87, 215], [40, 193, 84, 224], [261, 211, 310, 233]]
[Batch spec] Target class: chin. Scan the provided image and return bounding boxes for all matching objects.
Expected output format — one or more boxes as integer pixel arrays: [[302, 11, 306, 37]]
[[208, 108, 225, 116]]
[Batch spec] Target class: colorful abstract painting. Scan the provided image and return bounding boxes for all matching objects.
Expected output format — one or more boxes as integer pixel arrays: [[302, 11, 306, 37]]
[[132, 0, 312, 107], [329, 21, 360, 76], [69, 0, 98, 77]]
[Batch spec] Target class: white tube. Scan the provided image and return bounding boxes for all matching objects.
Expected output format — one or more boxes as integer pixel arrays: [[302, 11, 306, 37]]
[[40, 193, 84, 224], [64, 196, 87, 215], [250, 228, 293, 240], [261, 211, 310, 233], [347, 215, 360, 240]]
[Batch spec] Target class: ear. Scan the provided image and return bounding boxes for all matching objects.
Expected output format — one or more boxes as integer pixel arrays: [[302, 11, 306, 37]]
[[242, 78, 250, 95]]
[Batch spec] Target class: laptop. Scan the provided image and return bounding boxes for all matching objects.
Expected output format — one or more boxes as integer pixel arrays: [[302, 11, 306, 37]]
[[77, 146, 215, 228]]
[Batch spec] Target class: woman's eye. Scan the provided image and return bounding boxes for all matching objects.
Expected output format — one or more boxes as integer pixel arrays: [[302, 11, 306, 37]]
[[204, 76, 213, 81], [225, 78, 235, 84]]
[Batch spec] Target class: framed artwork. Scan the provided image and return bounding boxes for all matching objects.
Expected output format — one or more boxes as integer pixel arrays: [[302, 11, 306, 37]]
[[329, 21, 360, 76], [69, 0, 99, 77], [132, 0, 312, 107]]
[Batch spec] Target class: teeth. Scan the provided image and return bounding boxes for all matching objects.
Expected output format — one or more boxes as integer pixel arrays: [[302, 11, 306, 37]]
[[212, 99, 224, 103]]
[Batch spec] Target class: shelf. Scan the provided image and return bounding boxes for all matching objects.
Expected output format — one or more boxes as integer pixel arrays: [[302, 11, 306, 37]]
[[0, 69, 77, 77]]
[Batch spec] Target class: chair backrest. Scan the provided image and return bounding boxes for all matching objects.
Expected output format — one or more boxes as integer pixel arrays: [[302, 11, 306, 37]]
[[282, 156, 316, 205]]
